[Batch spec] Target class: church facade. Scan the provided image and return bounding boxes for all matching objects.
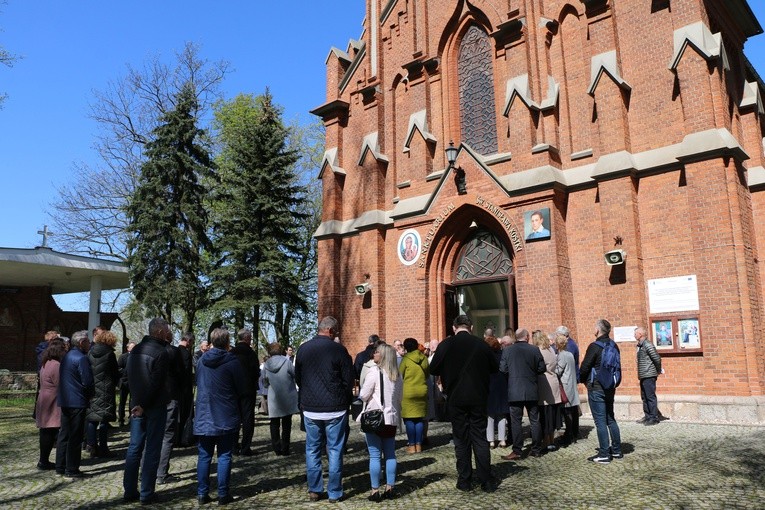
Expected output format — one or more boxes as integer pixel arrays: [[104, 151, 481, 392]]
[[312, 0, 765, 421]]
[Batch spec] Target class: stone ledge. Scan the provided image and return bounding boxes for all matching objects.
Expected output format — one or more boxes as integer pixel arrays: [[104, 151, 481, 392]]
[[580, 393, 765, 426]]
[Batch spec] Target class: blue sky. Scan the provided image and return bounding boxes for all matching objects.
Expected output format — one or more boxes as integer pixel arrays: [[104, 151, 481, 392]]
[[1, 2, 765, 310]]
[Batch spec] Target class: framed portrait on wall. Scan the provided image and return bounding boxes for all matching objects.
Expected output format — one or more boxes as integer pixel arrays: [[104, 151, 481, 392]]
[[678, 318, 701, 349], [652, 320, 674, 349], [397, 229, 421, 266], [524, 208, 551, 241]]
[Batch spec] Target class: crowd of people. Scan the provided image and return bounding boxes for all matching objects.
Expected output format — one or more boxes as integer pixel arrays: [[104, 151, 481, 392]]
[[30, 314, 662, 504]]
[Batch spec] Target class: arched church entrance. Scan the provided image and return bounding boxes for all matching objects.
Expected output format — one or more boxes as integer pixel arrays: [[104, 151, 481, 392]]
[[444, 228, 516, 336]]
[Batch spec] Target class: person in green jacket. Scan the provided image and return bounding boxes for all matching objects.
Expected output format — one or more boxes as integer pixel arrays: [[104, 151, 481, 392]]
[[399, 338, 429, 452]]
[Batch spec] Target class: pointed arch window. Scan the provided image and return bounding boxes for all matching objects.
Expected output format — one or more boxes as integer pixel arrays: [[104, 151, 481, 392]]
[[455, 229, 512, 281], [458, 25, 498, 155]]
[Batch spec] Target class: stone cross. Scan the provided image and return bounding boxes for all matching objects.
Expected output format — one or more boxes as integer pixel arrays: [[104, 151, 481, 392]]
[[37, 225, 54, 247]]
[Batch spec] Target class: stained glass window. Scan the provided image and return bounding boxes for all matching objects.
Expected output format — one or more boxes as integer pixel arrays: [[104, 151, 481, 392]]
[[458, 25, 498, 155], [455, 230, 512, 281]]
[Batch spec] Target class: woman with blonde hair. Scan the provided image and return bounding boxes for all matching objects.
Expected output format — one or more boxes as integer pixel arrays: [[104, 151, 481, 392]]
[[86, 330, 119, 457], [532, 330, 562, 451], [357, 343, 403, 502]]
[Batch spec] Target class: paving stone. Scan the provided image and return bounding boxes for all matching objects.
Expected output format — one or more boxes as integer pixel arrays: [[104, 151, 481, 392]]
[[0, 406, 763, 509]]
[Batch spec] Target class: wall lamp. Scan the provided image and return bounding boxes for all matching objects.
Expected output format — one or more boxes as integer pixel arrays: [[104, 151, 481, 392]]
[[446, 141, 467, 195]]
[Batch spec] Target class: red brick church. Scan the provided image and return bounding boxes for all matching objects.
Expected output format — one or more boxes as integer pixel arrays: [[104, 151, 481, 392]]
[[312, 0, 765, 422]]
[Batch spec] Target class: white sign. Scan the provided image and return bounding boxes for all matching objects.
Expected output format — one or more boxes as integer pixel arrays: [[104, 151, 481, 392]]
[[647, 275, 699, 314], [614, 326, 637, 343]]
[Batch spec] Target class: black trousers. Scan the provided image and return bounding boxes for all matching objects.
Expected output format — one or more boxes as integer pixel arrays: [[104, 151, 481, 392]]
[[39, 427, 58, 463], [238, 395, 256, 452], [56, 407, 86, 474], [269, 415, 293, 454], [509, 401, 542, 455], [640, 377, 659, 421], [562, 406, 580, 442], [118, 383, 130, 423], [448, 403, 492, 488], [177, 388, 193, 446]]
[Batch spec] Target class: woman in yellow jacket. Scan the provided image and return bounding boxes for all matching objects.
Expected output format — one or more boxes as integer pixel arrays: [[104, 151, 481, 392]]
[[399, 338, 429, 453]]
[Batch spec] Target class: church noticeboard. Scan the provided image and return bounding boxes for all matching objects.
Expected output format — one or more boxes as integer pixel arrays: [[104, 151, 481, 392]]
[[647, 275, 699, 314]]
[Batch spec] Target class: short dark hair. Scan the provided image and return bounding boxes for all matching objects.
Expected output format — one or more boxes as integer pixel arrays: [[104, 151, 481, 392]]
[[41, 338, 67, 366], [237, 328, 252, 343], [453, 315, 472, 328], [181, 331, 195, 343], [368, 334, 380, 344], [148, 317, 169, 338], [403, 337, 419, 353], [210, 328, 230, 350]]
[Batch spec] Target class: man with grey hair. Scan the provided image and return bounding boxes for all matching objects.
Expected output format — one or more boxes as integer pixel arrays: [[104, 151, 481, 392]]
[[499, 328, 545, 460], [554, 325, 580, 381], [295, 316, 354, 503], [580, 319, 622, 464], [56, 330, 94, 478], [123, 318, 171, 504], [231, 328, 260, 455], [635, 326, 662, 426]]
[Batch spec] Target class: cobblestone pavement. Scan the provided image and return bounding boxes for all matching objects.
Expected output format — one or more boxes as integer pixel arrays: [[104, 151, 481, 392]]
[[1, 403, 764, 509]]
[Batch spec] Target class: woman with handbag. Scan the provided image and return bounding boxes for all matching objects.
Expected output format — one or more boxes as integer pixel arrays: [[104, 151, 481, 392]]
[[357, 344, 403, 502]]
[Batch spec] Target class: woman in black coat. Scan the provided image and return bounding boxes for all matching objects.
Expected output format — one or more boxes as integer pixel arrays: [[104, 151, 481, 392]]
[[86, 330, 119, 457], [485, 336, 509, 448]]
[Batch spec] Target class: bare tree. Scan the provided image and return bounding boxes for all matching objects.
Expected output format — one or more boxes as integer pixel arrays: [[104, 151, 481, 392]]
[[48, 42, 230, 260], [0, 1, 20, 108]]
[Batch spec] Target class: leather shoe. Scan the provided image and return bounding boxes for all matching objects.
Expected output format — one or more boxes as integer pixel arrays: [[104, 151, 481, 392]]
[[501, 452, 521, 461], [308, 492, 323, 502], [158, 474, 181, 484], [218, 494, 235, 505], [367, 491, 383, 502], [240, 449, 254, 456], [197, 494, 212, 504], [481, 479, 499, 493]]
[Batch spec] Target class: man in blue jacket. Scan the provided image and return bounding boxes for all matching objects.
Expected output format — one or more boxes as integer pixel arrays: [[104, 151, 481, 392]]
[[295, 316, 354, 503], [56, 330, 94, 477], [194, 327, 246, 505], [123, 318, 170, 505]]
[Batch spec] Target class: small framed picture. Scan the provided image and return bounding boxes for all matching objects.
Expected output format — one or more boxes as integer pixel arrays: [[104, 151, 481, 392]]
[[678, 318, 701, 349], [524, 208, 551, 241], [652, 320, 674, 349]]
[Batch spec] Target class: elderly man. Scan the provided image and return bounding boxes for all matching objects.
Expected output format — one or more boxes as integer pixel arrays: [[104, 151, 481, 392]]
[[123, 318, 170, 505], [56, 330, 94, 478], [231, 328, 260, 456], [635, 326, 662, 426], [499, 328, 545, 460], [194, 328, 246, 505], [295, 317, 354, 503]]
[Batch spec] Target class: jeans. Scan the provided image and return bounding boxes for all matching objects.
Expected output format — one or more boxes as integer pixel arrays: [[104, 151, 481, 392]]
[[404, 418, 424, 445], [123, 405, 167, 501], [86, 420, 110, 454], [157, 400, 179, 480], [448, 403, 492, 487], [508, 401, 542, 455], [304, 414, 347, 500], [640, 377, 659, 421], [486, 415, 507, 442], [364, 432, 397, 489], [589, 389, 621, 457], [56, 407, 86, 474], [197, 432, 235, 499]]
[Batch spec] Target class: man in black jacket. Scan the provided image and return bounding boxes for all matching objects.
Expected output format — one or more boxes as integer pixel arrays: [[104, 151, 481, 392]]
[[123, 318, 170, 505], [295, 316, 354, 503], [117, 341, 135, 427], [430, 315, 499, 493], [499, 328, 545, 460], [176, 333, 195, 446], [231, 328, 260, 456], [156, 332, 185, 484], [353, 334, 379, 387]]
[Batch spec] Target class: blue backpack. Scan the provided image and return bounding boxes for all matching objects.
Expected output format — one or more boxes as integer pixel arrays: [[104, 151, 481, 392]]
[[593, 340, 622, 389]]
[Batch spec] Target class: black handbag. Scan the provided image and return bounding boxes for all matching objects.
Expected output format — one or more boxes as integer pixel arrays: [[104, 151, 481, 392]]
[[360, 371, 385, 434]]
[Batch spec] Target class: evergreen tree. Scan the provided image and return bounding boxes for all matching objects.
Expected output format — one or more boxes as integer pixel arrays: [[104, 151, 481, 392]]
[[211, 90, 306, 341], [126, 83, 215, 331]]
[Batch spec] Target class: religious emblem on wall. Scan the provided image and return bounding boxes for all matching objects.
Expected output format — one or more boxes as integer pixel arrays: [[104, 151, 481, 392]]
[[397, 229, 421, 266]]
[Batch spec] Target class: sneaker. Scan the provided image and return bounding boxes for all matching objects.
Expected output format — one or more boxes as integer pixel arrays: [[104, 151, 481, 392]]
[[588, 454, 611, 464]]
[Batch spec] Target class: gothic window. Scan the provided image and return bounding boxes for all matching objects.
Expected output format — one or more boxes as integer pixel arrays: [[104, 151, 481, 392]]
[[458, 25, 498, 155], [455, 230, 512, 281]]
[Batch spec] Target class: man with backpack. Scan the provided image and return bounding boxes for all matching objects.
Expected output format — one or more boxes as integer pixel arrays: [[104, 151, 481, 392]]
[[580, 319, 622, 464]]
